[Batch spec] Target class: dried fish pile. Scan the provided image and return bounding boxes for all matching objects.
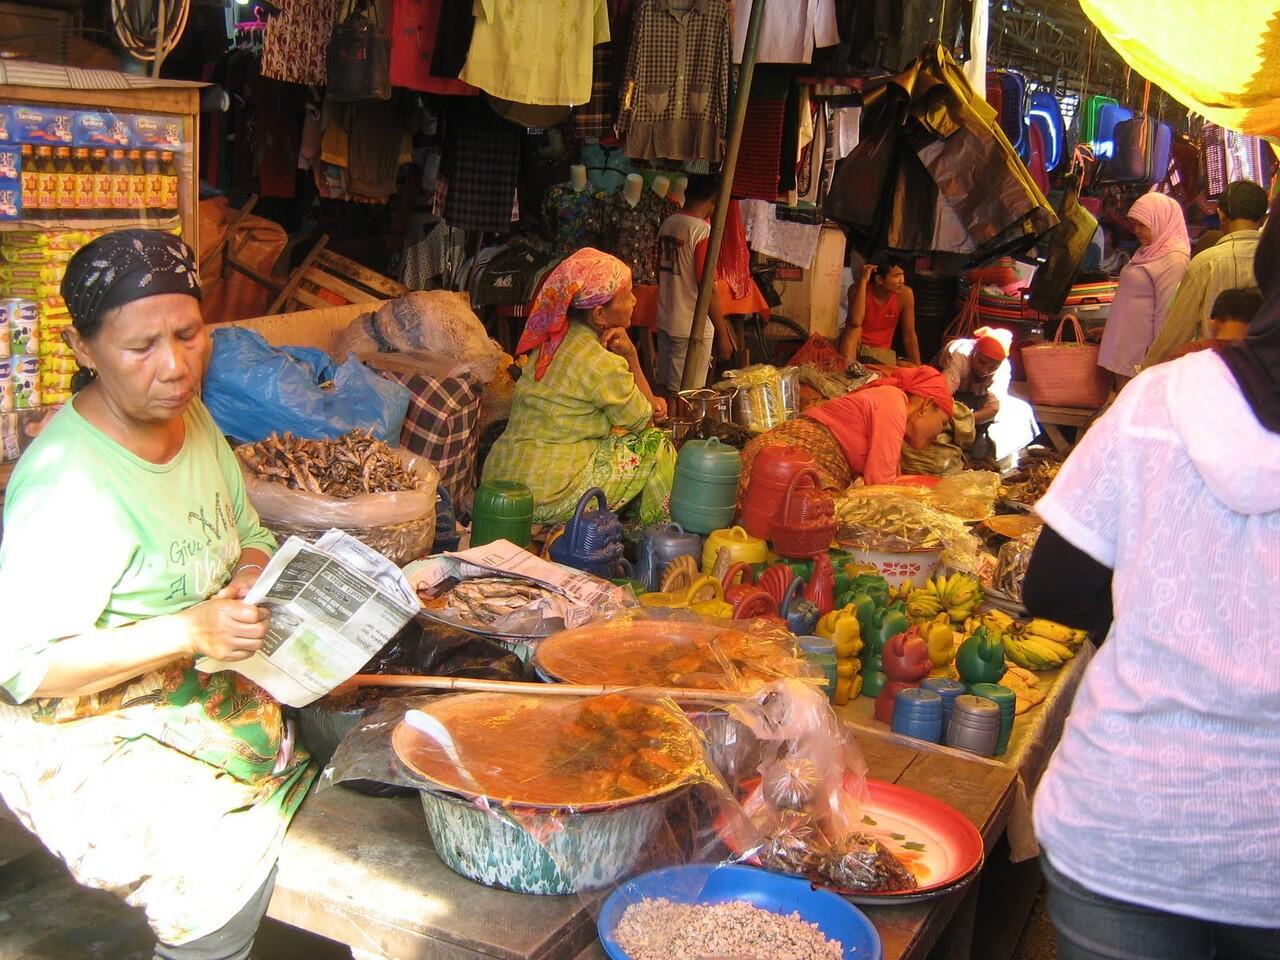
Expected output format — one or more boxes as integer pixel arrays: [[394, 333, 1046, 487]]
[[421, 577, 560, 626], [238, 430, 421, 498], [1000, 458, 1061, 505], [614, 898, 842, 960]]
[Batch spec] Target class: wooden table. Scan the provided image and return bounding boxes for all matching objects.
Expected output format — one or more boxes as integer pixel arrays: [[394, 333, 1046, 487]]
[[1009, 382, 1102, 453], [268, 735, 1017, 960]]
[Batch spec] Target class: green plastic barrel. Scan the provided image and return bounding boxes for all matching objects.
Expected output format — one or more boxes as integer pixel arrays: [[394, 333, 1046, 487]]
[[471, 480, 534, 548]]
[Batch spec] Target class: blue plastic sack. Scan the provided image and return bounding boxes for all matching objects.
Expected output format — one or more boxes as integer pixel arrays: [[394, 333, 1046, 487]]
[[203, 327, 412, 444]]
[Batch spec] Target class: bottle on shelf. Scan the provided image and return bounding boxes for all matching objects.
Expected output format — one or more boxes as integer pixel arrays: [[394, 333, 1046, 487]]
[[72, 148, 96, 220], [143, 150, 162, 218], [109, 148, 130, 214], [19, 145, 37, 217], [34, 146, 57, 219], [54, 146, 75, 220], [160, 151, 179, 216], [127, 149, 147, 217], [91, 147, 112, 218]]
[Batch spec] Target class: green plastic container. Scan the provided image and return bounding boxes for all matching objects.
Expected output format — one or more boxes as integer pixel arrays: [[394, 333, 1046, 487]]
[[471, 480, 534, 548], [670, 437, 741, 534], [969, 682, 1016, 755]]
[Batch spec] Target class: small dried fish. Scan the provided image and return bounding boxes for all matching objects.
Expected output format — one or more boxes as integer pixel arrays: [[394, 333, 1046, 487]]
[[237, 429, 421, 499], [440, 578, 559, 625]]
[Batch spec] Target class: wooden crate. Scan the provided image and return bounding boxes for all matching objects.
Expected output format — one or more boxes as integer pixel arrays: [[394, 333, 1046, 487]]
[[270, 241, 407, 314]]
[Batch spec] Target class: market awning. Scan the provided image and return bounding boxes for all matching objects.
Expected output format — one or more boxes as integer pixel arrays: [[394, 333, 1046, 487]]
[[1079, 0, 1280, 139]]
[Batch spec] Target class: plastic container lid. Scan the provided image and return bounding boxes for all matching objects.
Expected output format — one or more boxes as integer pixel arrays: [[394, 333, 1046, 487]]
[[675, 437, 743, 480], [894, 687, 943, 717]]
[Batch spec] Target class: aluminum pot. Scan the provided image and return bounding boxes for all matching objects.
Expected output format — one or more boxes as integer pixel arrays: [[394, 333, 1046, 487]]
[[677, 387, 735, 423]]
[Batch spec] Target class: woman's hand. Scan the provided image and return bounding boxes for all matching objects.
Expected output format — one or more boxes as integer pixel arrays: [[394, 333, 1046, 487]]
[[213, 565, 263, 601], [600, 326, 639, 362], [175, 598, 270, 661], [651, 396, 668, 422]]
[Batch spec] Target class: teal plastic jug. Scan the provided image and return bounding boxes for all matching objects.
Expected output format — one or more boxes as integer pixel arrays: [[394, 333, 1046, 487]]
[[670, 437, 741, 534]]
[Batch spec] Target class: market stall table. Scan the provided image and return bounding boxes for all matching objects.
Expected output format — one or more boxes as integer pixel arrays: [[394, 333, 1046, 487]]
[[267, 733, 1017, 960], [1009, 381, 1103, 453]]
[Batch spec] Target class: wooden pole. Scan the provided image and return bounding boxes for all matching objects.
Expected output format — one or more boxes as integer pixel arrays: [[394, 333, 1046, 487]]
[[678, 0, 769, 390], [332, 673, 794, 702]]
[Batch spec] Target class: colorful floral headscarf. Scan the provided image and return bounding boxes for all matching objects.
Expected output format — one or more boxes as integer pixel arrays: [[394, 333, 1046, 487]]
[[517, 248, 631, 380]]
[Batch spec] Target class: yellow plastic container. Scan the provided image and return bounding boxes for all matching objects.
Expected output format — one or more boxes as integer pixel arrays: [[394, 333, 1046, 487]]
[[637, 575, 733, 619], [701, 525, 769, 573]]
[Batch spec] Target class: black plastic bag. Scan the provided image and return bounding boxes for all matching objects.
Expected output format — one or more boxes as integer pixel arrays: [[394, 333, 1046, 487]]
[[326, 9, 391, 102]]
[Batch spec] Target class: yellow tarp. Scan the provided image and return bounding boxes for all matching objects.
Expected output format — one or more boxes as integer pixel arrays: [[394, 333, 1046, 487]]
[[1079, 0, 1280, 139]]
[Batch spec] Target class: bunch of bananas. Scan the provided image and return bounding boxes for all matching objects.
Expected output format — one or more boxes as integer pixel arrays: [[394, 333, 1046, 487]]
[[1000, 615, 1089, 671], [887, 580, 915, 605], [906, 572, 983, 624]]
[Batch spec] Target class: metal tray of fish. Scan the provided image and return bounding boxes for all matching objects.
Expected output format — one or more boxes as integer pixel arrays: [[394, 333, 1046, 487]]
[[417, 576, 566, 641]]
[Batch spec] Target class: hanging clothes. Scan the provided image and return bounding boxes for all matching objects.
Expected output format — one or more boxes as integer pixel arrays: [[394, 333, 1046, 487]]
[[731, 0, 838, 64], [390, 0, 479, 95], [252, 76, 307, 199], [570, 45, 618, 141], [430, 0, 475, 78], [826, 43, 1057, 263], [730, 68, 792, 201], [543, 183, 608, 255], [617, 0, 731, 163], [598, 188, 666, 284], [260, 0, 344, 86], [460, 0, 610, 107], [441, 100, 522, 232]]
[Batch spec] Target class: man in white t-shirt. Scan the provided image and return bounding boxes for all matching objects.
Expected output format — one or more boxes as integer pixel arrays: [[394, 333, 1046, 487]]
[[655, 175, 736, 395]]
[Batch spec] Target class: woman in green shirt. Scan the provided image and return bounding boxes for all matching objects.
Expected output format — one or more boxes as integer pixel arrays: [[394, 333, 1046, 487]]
[[483, 248, 675, 524], [0, 231, 313, 960]]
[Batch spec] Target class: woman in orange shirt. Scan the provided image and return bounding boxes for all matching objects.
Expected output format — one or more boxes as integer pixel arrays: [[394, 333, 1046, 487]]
[[738, 367, 954, 496]]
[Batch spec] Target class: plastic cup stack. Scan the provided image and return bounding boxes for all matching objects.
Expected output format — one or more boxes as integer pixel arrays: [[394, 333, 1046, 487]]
[[797, 635, 838, 701], [969, 682, 1016, 755], [890, 687, 944, 743], [945, 695, 1001, 756], [921, 677, 966, 725]]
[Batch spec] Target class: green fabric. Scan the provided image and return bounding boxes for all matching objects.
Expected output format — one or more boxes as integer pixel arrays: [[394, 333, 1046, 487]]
[[535, 426, 677, 526], [483, 322, 665, 519], [0, 397, 276, 704]]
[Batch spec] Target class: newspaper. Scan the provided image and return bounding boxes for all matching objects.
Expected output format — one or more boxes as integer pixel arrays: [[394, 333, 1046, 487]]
[[198, 530, 419, 707], [403, 539, 630, 632]]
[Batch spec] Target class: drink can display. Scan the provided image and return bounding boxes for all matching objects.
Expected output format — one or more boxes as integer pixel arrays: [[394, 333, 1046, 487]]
[[0, 299, 15, 358], [7, 300, 39, 356], [0, 357, 14, 413], [12, 354, 39, 409]]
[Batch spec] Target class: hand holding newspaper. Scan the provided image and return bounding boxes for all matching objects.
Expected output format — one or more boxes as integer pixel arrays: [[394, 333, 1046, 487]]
[[197, 530, 419, 707]]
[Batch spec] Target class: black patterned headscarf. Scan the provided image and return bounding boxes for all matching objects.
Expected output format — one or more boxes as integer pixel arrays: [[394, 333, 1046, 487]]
[[61, 229, 201, 336]]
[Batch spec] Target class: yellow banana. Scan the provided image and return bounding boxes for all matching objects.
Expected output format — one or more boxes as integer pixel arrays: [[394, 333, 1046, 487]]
[[1025, 618, 1076, 643]]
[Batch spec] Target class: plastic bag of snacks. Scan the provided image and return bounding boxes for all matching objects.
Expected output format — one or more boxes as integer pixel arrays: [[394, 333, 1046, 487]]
[[993, 527, 1042, 602]]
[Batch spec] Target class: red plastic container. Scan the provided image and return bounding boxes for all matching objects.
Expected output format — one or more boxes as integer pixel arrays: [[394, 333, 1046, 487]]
[[739, 445, 816, 538], [770, 469, 837, 559]]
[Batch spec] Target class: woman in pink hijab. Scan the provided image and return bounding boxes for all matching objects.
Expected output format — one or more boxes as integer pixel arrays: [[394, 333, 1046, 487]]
[[1097, 192, 1191, 387]]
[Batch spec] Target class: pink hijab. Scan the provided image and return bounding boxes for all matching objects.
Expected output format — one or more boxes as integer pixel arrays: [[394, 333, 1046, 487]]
[[1127, 192, 1190, 266], [517, 248, 631, 380]]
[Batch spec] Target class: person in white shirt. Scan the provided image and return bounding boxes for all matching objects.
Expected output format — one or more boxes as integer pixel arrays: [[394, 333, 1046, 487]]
[[1143, 179, 1267, 367], [1021, 194, 1280, 960], [655, 175, 736, 395]]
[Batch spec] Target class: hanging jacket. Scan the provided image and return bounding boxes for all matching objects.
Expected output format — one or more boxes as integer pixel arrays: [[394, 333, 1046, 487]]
[[828, 42, 1057, 263]]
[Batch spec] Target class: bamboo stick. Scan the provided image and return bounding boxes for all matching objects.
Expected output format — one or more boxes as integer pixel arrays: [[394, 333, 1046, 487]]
[[334, 673, 764, 704]]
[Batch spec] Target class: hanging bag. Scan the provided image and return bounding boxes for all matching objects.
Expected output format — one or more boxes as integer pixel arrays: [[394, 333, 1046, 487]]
[[326, 2, 391, 102], [1020, 314, 1110, 409], [1108, 81, 1153, 183]]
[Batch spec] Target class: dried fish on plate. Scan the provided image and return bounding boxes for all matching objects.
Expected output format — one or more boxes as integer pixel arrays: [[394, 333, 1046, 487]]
[[421, 577, 561, 626], [237, 430, 421, 499]]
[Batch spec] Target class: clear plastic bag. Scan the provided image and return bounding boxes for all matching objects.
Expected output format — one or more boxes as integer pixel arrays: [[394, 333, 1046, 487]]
[[994, 526, 1042, 602], [240, 446, 438, 565], [332, 292, 505, 385]]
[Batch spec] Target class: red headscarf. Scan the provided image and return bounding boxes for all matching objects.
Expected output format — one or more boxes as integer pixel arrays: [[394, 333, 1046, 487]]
[[974, 325, 1013, 360], [884, 365, 954, 416], [517, 248, 631, 380]]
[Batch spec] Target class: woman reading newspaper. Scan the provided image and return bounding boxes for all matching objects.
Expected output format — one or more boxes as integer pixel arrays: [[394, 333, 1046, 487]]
[[0, 231, 314, 960]]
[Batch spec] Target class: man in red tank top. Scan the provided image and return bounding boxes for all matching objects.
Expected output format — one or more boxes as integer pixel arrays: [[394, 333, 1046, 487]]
[[839, 255, 921, 366]]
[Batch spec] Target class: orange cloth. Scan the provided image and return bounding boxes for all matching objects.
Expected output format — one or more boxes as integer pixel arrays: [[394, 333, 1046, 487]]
[[884, 365, 955, 416], [803, 386, 909, 485]]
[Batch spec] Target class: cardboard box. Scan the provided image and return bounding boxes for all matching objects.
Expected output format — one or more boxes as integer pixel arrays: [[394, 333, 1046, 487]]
[[74, 111, 131, 148], [9, 106, 74, 146]]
